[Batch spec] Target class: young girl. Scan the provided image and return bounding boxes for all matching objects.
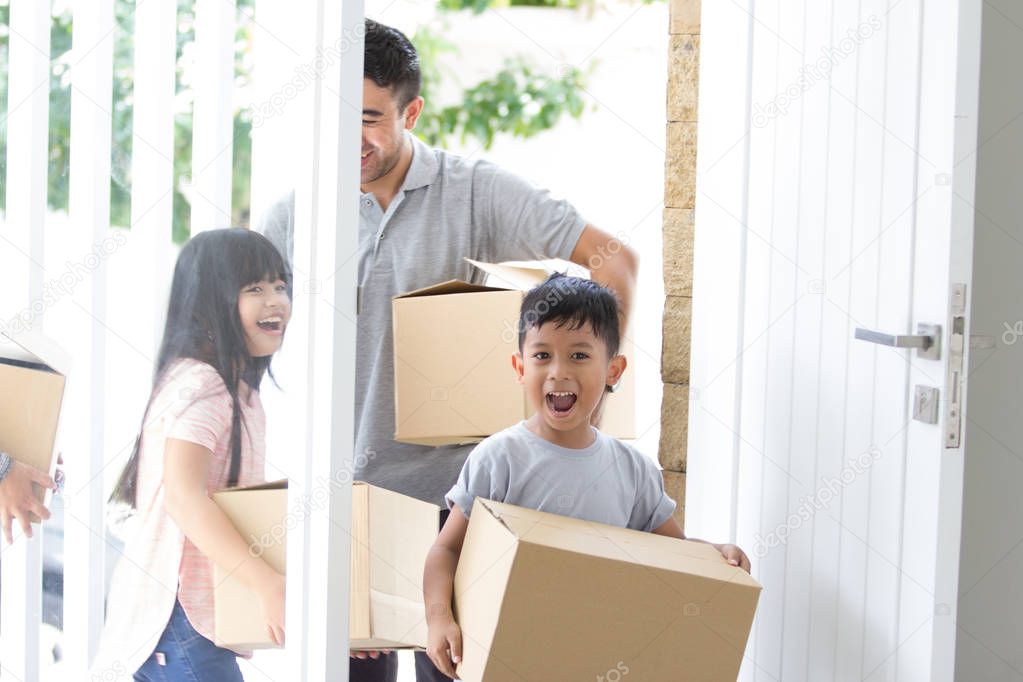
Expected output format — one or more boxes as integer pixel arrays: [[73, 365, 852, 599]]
[[91, 228, 292, 681]]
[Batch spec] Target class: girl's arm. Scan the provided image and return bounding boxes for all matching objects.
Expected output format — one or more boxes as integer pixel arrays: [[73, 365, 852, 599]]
[[163, 438, 286, 645], [651, 516, 752, 573], [424, 504, 470, 678]]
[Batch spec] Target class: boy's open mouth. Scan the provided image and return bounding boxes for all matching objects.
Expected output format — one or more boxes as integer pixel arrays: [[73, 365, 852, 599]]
[[257, 316, 283, 332], [546, 391, 577, 414]]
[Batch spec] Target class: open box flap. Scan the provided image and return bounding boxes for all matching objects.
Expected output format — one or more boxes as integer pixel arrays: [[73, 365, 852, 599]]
[[0, 327, 72, 375], [394, 279, 505, 299], [464, 259, 557, 291]]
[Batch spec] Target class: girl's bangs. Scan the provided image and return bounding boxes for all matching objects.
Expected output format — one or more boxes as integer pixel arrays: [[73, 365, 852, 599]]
[[233, 231, 291, 287]]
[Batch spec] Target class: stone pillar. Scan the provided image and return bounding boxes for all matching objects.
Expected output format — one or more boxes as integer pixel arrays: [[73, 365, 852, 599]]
[[660, 0, 700, 527]]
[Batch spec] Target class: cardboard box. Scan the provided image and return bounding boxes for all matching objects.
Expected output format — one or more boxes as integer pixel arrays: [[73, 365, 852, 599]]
[[453, 499, 762, 682], [392, 259, 636, 446], [0, 328, 70, 512], [212, 480, 439, 650]]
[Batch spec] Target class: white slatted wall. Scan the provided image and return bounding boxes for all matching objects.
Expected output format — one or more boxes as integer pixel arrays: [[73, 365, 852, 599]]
[[1, 0, 362, 678], [690, 1, 968, 681]]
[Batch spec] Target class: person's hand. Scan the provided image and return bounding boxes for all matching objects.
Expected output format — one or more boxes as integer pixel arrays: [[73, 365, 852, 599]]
[[0, 460, 56, 544], [716, 543, 751, 573], [426, 615, 463, 679], [350, 649, 392, 660], [256, 571, 286, 646]]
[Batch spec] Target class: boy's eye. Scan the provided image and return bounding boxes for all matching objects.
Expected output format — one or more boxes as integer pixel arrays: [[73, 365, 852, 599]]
[[571, 352, 589, 360], [532, 352, 550, 360]]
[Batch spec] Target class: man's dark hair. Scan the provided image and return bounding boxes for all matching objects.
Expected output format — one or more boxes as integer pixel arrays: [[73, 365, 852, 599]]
[[364, 19, 422, 110], [518, 273, 621, 358]]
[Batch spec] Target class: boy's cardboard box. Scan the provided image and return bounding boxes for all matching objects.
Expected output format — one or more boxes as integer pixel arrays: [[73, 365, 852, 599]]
[[392, 259, 636, 446], [212, 480, 439, 650], [454, 499, 762, 682], [0, 328, 70, 514]]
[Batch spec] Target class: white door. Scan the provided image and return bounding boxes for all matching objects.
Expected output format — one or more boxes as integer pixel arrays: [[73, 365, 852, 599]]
[[686, 1, 983, 680]]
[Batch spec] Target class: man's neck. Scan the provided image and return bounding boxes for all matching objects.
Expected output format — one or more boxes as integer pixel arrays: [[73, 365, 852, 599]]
[[362, 135, 414, 213]]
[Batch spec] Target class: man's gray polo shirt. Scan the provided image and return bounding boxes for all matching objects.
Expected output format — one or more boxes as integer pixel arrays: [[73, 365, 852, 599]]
[[258, 133, 587, 506]]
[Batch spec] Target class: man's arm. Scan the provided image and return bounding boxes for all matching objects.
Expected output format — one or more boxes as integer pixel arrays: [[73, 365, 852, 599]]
[[569, 224, 640, 334], [0, 452, 56, 544]]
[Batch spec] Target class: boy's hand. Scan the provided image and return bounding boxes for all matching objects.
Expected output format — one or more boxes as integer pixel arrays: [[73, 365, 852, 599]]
[[716, 543, 751, 573], [426, 616, 463, 679], [350, 649, 392, 660]]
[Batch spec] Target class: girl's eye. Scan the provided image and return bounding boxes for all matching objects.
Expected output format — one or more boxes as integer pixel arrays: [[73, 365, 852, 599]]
[[246, 286, 262, 294], [275, 284, 288, 293]]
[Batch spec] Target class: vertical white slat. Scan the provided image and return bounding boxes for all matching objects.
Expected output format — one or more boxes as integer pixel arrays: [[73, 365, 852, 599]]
[[190, 0, 236, 233], [130, 0, 177, 358], [833, 0, 887, 677], [862, 1, 923, 680], [734, 0, 781, 677], [0, 2, 50, 680], [249, 0, 303, 234], [687, 0, 753, 546], [62, 0, 114, 674], [284, 0, 363, 678], [805, 0, 860, 675], [753, 1, 805, 679], [780, 1, 830, 678]]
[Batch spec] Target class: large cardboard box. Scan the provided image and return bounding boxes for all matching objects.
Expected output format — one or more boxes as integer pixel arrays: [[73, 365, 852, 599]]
[[392, 260, 636, 446], [212, 480, 439, 650], [454, 499, 762, 682], [0, 328, 70, 513]]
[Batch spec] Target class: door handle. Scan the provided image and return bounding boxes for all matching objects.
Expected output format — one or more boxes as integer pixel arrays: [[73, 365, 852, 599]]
[[854, 323, 941, 360]]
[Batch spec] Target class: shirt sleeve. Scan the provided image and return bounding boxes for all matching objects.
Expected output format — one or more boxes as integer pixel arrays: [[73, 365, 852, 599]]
[[162, 363, 233, 454], [255, 190, 295, 268], [627, 449, 678, 532], [445, 437, 510, 517], [474, 162, 588, 264]]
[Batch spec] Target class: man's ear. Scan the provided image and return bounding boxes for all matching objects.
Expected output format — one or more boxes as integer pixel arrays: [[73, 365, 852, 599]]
[[606, 354, 627, 388], [511, 352, 526, 385], [404, 96, 425, 130]]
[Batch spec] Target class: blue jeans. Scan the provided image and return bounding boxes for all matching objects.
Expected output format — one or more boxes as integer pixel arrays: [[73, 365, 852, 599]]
[[134, 600, 243, 682]]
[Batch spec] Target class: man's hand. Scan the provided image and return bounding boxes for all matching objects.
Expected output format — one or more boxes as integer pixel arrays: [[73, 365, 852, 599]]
[[0, 461, 56, 544], [350, 649, 392, 660]]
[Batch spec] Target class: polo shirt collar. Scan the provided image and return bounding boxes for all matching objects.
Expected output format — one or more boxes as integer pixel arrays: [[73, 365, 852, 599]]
[[400, 132, 438, 191]]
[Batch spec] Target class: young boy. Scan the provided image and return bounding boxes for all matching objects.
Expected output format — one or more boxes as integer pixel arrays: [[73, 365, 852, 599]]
[[423, 273, 751, 678]]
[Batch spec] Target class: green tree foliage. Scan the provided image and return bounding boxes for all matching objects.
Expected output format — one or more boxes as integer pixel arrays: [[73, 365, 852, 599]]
[[0, 0, 591, 242]]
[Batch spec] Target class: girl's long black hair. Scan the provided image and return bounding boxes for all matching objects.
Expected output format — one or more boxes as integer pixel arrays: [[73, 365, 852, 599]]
[[111, 228, 292, 509]]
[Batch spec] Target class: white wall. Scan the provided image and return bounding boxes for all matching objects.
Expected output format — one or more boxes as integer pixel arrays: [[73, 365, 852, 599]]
[[955, 1, 1023, 679]]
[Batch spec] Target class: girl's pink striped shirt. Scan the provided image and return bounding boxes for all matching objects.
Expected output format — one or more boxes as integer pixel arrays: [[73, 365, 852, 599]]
[[92, 359, 266, 679]]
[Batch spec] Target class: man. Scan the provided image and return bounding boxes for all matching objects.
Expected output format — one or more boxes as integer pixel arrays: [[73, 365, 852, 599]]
[[0, 451, 56, 544], [259, 19, 638, 682]]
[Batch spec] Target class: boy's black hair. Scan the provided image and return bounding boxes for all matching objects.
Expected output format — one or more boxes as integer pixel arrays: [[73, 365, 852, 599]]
[[518, 272, 621, 358], [364, 19, 421, 110], [111, 228, 292, 509]]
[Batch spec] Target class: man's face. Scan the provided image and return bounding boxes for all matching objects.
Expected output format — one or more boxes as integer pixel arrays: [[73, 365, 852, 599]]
[[361, 79, 422, 186]]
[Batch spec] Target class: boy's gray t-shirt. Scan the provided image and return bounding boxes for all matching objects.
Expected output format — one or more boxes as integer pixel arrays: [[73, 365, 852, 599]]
[[257, 133, 587, 506], [446, 422, 677, 532]]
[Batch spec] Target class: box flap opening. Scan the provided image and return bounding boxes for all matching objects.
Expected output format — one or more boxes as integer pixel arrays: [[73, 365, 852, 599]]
[[0, 328, 71, 375], [394, 280, 505, 299]]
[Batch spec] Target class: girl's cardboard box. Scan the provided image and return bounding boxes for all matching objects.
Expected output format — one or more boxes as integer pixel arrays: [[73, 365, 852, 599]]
[[453, 499, 762, 682], [212, 480, 439, 650], [391, 259, 636, 446], [0, 328, 70, 514]]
